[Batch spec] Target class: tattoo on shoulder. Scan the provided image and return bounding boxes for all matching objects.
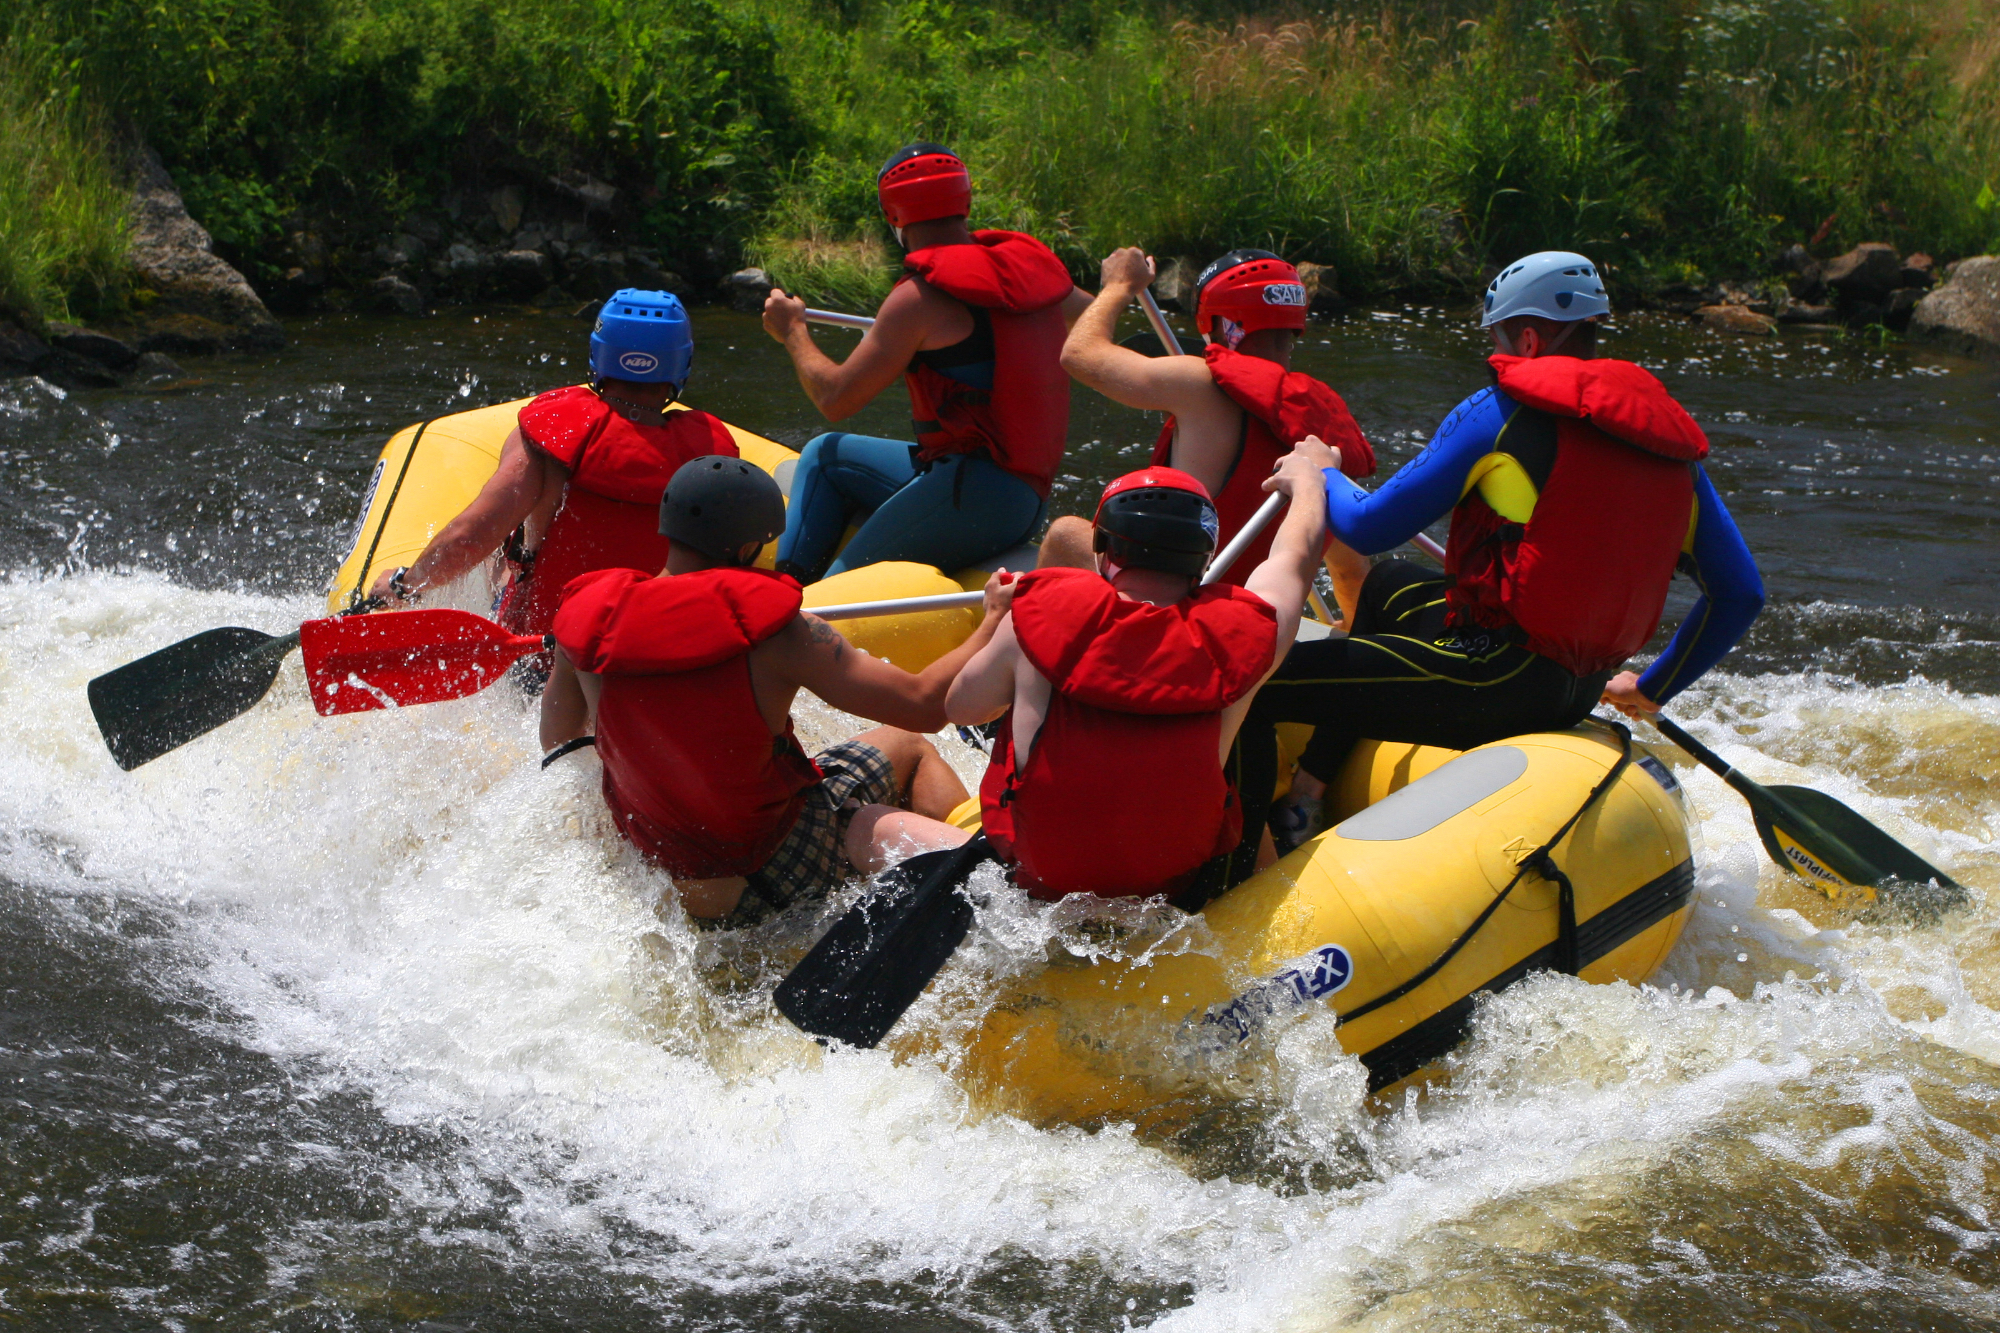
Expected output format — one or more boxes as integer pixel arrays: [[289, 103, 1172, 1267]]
[[802, 613, 848, 658]]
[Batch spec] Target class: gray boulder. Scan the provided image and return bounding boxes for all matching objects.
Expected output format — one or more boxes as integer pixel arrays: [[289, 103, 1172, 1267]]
[[1908, 256, 2000, 358], [1149, 257, 1201, 312], [722, 267, 772, 312], [495, 249, 552, 299], [1822, 243, 1901, 302], [366, 274, 425, 316], [47, 323, 139, 369], [131, 351, 184, 383], [119, 146, 284, 351], [0, 321, 51, 376]]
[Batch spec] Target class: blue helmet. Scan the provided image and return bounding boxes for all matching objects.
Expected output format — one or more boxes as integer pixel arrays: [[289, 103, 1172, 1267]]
[[590, 289, 694, 391]]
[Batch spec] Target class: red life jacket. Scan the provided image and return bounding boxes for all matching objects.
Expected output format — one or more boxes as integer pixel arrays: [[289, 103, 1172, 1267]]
[[901, 231, 1073, 498], [1445, 355, 1709, 676], [978, 568, 1278, 900], [1150, 345, 1377, 585], [552, 566, 820, 879], [499, 386, 739, 636]]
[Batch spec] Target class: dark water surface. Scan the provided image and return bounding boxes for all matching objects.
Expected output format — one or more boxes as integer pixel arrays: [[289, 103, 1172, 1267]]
[[2, 306, 1998, 1331]]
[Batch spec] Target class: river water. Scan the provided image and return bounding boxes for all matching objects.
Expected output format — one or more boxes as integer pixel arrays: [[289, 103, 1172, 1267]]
[[3, 306, 1998, 1330]]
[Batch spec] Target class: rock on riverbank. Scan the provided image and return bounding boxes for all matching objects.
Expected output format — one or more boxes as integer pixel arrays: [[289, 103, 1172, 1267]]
[[1908, 257, 2000, 359], [107, 148, 286, 356]]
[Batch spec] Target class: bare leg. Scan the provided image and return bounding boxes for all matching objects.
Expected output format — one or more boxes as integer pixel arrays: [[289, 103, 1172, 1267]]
[[844, 806, 972, 876], [1036, 515, 1095, 570], [1323, 541, 1370, 627], [846, 725, 969, 818]]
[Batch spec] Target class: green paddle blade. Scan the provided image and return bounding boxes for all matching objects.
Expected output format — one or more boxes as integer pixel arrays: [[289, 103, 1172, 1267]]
[[87, 627, 302, 771], [1750, 782, 1966, 910], [775, 835, 991, 1048]]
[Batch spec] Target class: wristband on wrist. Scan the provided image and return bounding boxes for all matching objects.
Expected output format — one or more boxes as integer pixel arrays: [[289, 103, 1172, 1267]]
[[389, 566, 413, 601]]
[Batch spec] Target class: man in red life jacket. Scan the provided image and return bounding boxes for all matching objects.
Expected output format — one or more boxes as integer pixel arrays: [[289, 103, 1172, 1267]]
[[1055, 246, 1376, 619], [1241, 250, 1764, 850], [759, 143, 1092, 583], [872, 442, 1335, 903], [368, 289, 736, 646], [539, 456, 1018, 930]]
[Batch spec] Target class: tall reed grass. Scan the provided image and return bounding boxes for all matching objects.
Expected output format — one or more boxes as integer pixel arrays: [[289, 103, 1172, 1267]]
[[0, 67, 130, 324]]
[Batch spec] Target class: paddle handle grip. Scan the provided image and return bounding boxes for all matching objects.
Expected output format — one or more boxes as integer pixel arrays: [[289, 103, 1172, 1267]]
[[805, 308, 874, 330]]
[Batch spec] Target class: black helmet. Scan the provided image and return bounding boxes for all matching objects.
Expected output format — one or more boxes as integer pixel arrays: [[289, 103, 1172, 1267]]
[[1091, 467, 1219, 578], [659, 456, 786, 565]]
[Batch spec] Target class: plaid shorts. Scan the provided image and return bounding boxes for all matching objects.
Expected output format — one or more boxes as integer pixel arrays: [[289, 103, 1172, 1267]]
[[700, 739, 898, 931]]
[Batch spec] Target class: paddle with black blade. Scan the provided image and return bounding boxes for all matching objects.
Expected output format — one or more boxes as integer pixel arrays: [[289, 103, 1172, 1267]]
[[774, 489, 1293, 1049], [90, 588, 1040, 771], [88, 609, 551, 770], [1650, 714, 1964, 910]]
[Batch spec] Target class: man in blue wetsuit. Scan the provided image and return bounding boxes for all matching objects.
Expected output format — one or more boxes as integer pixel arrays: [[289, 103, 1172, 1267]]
[[1246, 250, 1765, 850]]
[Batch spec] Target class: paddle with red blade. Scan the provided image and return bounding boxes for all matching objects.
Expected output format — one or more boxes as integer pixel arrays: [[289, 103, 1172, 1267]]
[[299, 610, 548, 715], [89, 608, 550, 770]]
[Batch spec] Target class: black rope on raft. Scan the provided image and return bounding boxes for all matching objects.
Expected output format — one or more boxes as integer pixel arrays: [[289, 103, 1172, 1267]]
[[1336, 720, 1634, 1027], [344, 417, 435, 613]]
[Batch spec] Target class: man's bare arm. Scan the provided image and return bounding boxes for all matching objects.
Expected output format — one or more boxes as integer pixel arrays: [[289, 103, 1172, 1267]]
[[1218, 443, 1334, 757], [539, 647, 594, 751], [1059, 285, 1094, 329], [761, 279, 960, 421], [1243, 441, 1336, 670], [370, 428, 561, 601], [772, 571, 1018, 731], [944, 612, 1021, 725]]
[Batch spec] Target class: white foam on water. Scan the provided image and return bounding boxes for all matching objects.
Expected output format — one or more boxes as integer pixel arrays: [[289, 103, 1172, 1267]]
[[8, 569, 2000, 1326]]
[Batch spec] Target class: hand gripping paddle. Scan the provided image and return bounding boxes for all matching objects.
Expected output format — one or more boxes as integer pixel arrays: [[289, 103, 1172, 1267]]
[[89, 609, 550, 769], [1651, 715, 1964, 910]]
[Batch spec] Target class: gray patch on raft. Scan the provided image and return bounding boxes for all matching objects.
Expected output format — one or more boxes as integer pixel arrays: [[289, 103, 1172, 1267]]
[[1333, 745, 1529, 842], [774, 457, 797, 495]]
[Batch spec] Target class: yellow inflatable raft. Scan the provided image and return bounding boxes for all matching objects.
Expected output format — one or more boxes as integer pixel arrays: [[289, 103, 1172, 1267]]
[[328, 397, 1695, 1113], [324, 396, 990, 671], [942, 723, 1694, 1122]]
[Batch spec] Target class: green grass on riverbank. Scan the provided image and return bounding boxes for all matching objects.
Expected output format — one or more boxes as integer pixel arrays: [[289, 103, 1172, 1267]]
[[2, 0, 1997, 322], [0, 68, 129, 325]]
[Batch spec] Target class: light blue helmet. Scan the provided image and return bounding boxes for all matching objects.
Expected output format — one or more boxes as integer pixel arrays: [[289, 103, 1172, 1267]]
[[590, 289, 694, 391], [1481, 252, 1611, 327]]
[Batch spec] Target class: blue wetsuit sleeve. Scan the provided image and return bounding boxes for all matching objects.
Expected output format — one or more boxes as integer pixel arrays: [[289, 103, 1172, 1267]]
[[1636, 467, 1764, 704], [1321, 386, 1512, 556]]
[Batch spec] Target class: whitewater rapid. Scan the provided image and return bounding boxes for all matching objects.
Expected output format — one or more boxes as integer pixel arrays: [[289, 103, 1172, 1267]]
[[8, 567, 1997, 1327]]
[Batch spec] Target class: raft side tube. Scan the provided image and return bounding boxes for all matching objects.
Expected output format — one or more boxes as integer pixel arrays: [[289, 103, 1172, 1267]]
[[951, 725, 1694, 1124]]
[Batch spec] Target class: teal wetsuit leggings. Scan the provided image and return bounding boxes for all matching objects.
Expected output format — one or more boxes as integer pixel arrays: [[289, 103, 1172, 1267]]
[[775, 432, 1048, 581]]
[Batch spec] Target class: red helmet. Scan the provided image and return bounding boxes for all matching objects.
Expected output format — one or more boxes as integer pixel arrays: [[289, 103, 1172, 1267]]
[[877, 142, 972, 231], [1092, 467, 1219, 578], [1194, 248, 1309, 339]]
